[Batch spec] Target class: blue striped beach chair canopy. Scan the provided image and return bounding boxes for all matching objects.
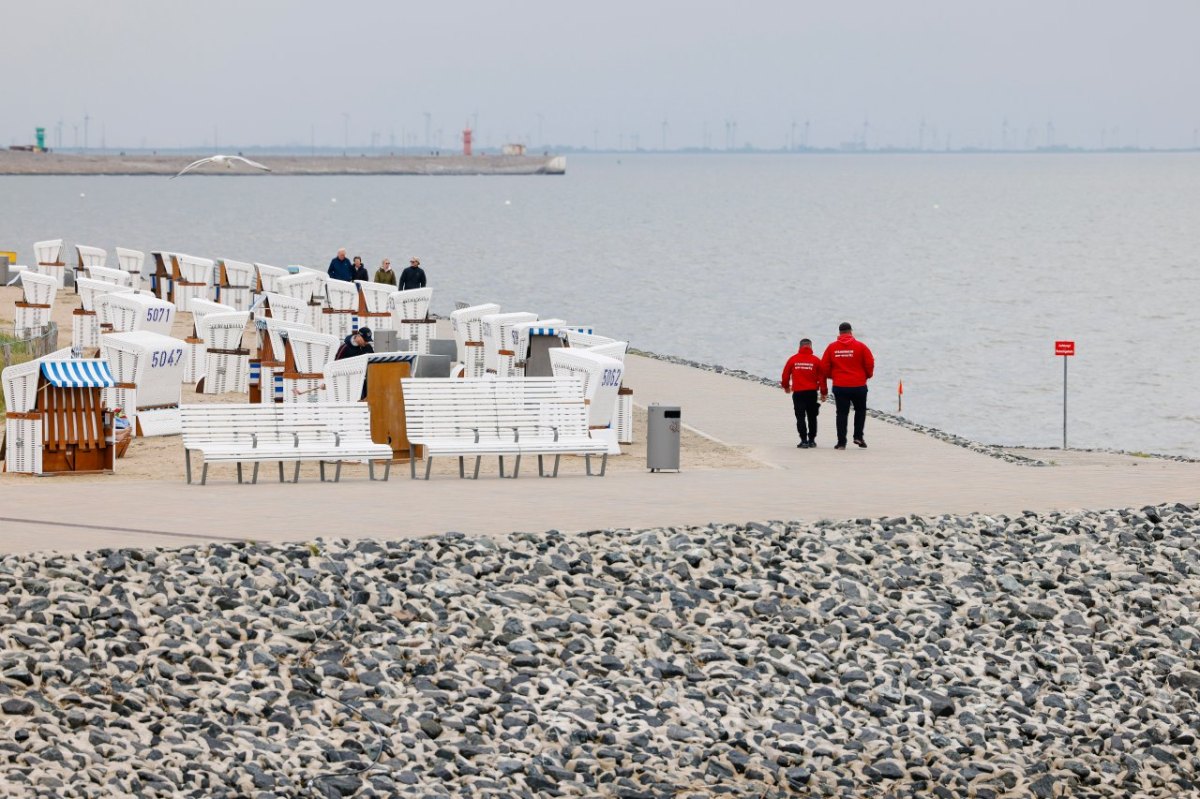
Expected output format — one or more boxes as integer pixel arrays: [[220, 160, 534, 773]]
[[40, 359, 117, 388]]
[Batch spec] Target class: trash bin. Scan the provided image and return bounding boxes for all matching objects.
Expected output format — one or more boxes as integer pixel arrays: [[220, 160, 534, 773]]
[[647, 404, 681, 472]]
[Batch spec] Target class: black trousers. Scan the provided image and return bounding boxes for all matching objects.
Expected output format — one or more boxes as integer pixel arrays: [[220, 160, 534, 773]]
[[791, 390, 819, 442], [833, 385, 868, 445]]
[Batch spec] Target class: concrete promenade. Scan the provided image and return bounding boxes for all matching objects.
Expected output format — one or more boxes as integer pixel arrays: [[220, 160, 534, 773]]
[[1, 354, 1197, 553]]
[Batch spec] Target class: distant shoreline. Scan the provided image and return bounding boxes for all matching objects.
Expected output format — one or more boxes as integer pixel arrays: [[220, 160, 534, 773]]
[[0, 152, 566, 176]]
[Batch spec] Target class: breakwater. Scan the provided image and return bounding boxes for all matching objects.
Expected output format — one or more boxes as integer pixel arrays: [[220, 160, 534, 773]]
[[0, 152, 565, 176]]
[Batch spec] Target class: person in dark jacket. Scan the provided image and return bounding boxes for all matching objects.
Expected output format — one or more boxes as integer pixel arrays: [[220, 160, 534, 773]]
[[335, 327, 374, 360], [781, 338, 828, 448], [820, 322, 875, 449], [374, 258, 397, 286], [352, 256, 370, 282], [399, 257, 426, 291], [327, 248, 353, 282], [335, 327, 374, 399]]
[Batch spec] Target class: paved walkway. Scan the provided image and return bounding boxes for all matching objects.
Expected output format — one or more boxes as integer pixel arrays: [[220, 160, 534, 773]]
[[2, 354, 1197, 553]]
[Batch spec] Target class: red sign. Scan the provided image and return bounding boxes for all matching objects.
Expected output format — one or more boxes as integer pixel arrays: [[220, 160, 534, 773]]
[[1055, 340, 1075, 357]]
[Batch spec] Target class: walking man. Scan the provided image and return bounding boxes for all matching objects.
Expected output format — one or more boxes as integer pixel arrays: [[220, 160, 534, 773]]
[[327, 248, 354, 282], [781, 338, 827, 448], [399, 257, 427, 291], [821, 322, 875, 449]]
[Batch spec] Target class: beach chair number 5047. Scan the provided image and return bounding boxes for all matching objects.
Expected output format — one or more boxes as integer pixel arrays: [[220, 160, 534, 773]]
[[151, 348, 184, 368]]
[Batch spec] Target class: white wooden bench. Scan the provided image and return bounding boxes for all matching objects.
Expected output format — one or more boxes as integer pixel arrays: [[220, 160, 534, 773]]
[[401, 377, 609, 479], [181, 403, 393, 484]]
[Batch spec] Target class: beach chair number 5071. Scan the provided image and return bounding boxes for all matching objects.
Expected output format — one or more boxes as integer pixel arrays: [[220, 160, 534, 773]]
[[146, 307, 172, 323]]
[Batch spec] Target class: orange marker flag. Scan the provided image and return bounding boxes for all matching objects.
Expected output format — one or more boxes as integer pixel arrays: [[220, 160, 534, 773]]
[[897, 379, 904, 412]]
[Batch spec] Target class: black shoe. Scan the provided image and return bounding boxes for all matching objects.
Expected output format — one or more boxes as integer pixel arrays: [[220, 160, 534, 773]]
[[797, 441, 807, 448], [834, 443, 847, 450], [854, 438, 867, 448], [807, 439, 817, 448]]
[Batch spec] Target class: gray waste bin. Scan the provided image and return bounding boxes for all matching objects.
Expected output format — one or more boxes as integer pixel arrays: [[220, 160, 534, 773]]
[[0, 255, 9, 286], [647, 404, 681, 472]]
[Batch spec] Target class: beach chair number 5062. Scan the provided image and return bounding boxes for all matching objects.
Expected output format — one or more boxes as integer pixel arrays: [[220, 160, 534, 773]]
[[151, 348, 184, 368], [601, 368, 622, 387]]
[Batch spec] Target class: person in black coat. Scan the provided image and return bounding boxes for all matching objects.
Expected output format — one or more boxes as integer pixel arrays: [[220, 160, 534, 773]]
[[399, 257, 427, 290], [327, 248, 354, 282], [351, 256, 370, 282], [334, 327, 374, 399]]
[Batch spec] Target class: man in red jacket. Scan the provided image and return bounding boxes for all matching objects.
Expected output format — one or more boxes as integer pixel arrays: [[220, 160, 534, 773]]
[[820, 322, 875, 449], [781, 338, 827, 448]]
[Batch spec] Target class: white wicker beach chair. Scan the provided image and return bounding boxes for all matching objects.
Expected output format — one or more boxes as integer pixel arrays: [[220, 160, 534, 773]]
[[321, 352, 372, 404], [322, 279, 360, 338], [195, 311, 250, 395], [450, 303, 500, 379], [262, 292, 311, 326], [33, 239, 66, 287], [216, 258, 255, 311], [389, 288, 434, 353], [86, 265, 136, 288], [101, 292, 176, 335], [355, 280, 394, 331], [115, 247, 145, 279], [174, 255, 215, 312], [481, 312, 538, 376], [280, 327, 338, 404], [75, 245, 107, 275], [2, 359, 44, 473], [101, 331, 187, 436], [550, 347, 625, 455], [254, 263, 289, 295], [14, 271, 58, 336]]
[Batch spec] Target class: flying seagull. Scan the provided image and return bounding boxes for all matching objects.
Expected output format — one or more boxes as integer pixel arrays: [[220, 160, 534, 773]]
[[171, 154, 271, 179]]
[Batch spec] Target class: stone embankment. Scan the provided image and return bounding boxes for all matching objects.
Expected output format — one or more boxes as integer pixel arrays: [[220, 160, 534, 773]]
[[1, 503, 1198, 797]]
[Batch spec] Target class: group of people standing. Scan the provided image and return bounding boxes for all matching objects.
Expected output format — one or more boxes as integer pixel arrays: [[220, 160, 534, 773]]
[[327, 248, 427, 290], [781, 322, 875, 450]]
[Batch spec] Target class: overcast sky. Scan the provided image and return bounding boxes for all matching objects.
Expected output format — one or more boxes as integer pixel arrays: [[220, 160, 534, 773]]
[[6, 1, 1199, 151]]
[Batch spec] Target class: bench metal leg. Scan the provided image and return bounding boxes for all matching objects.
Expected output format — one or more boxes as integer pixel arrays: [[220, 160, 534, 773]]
[[511, 454, 522, 478], [236, 462, 244, 484], [319, 462, 327, 482], [333, 461, 342, 482], [537, 455, 544, 477], [252, 462, 260, 484], [424, 457, 433, 480], [458, 456, 465, 479], [185, 451, 193, 485], [473, 456, 482, 480], [200, 462, 209, 486], [585, 453, 608, 477], [553, 454, 561, 477], [382, 461, 391, 481], [498, 456, 505, 478], [278, 462, 285, 483]]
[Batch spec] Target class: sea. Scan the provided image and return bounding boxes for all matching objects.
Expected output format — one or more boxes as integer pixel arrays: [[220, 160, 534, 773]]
[[3, 153, 1198, 456]]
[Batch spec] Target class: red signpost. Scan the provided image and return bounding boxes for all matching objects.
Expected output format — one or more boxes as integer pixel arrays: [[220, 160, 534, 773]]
[[1056, 341, 1075, 448]]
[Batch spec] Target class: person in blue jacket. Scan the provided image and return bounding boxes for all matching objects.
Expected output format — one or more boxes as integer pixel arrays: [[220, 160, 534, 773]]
[[327, 248, 354, 282]]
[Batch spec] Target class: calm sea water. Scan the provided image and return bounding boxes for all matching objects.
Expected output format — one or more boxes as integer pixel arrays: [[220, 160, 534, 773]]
[[3, 154, 1198, 455]]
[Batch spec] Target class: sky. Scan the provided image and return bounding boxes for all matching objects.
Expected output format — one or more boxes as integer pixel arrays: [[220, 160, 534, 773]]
[[4, 0, 1200, 151]]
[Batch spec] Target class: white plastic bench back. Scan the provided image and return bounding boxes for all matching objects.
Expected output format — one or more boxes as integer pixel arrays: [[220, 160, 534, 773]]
[[324, 279, 359, 311], [388, 287, 433, 322], [550, 348, 625, 428], [34, 239, 64, 264], [254, 263, 289, 294], [564, 330, 616, 349], [356, 280, 393, 314], [102, 292, 176, 335], [262, 292, 311, 325], [101, 330, 187, 409], [86, 265, 136, 288], [481, 312, 537, 373], [76, 244, 107, 269], [450, 303, 500, 350], [18, 270, 59, 306], [322, 353, 373, 404], [115, 247, 145, 275], [78, 277, 134, 313], [283, 328, 339, 374]]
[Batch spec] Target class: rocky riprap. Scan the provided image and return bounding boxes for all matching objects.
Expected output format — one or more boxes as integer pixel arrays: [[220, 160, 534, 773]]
[[2, 503, 1199, 798]]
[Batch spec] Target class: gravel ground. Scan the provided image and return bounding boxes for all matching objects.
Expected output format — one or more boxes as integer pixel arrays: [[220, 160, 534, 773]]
[[2, 502, 1198, 797]]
